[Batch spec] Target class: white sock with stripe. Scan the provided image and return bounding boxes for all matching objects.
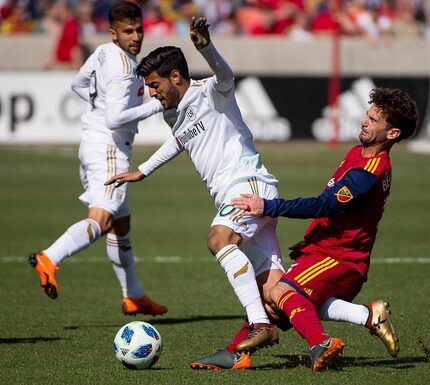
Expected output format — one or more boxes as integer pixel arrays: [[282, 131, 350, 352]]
[[45, 218, 102, 265], [106, 233, 144, 299], [317, 297, 369, 325], [215, 244, 269, 325]]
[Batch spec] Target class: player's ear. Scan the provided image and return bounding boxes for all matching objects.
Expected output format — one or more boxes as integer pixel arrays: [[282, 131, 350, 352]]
[[170, 69, 181, 84], [110, 28, 118, 43], [386, 127, 401, 141]]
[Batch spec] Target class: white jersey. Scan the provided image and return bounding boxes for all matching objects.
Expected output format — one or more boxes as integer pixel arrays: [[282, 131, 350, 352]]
[[174, 76, 277, 202], [139, 48, 278, 206], [72, 42, 144, 146]]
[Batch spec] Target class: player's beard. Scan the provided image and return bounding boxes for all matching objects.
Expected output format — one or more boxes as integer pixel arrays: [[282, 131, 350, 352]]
[[163, 85, 181, 110], [127, 41, 142, 55], [359, 130, 367, 145]]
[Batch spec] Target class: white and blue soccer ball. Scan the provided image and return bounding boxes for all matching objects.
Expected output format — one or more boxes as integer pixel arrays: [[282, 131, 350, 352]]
[[113, 321, 162, 370]]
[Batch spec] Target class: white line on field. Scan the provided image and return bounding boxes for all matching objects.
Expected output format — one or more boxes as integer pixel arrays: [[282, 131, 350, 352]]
[[1, 256, 430, 264]]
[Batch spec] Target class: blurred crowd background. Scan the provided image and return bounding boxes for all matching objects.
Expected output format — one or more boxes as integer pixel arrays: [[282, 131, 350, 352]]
[[0, 0, 428, 69]]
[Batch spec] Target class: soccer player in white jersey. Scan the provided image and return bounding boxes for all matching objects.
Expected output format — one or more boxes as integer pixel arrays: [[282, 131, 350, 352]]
[[106, 16, 284, 355], [28, 1, 167, 317]]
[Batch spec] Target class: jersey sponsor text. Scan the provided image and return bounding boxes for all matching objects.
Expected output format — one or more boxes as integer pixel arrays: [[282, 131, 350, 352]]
[[177, 120, 205, 146]]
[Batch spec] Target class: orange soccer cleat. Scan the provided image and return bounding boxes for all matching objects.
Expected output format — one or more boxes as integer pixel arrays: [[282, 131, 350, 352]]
[[28, 251, 59, 299], [190, 349, 251, 370], [310, 337, 345, 372], [122, 294, 168, 316]]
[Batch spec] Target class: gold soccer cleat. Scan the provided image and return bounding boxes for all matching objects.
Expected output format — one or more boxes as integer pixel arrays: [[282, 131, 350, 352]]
[[366, 300, 399, 357], [235, 323, 279, 352], [122, 294, 168, 316], [28, 251, 59, 299]]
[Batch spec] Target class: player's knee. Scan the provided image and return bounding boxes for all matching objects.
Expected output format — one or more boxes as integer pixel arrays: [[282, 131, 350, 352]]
[[207, 232, 223, 255], [270, 283, 288, 304], [207, 225, 241, 255], [111, 216, 131, 236], [99, 219, 113, 234], [88, 208, 114, 234]]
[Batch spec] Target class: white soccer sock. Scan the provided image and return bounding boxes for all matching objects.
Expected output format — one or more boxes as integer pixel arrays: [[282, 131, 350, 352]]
[[106, 233, 144, 299], [215, 244, 269, 325], [45, 218, 102, 265], [317, 297, 369, 326]]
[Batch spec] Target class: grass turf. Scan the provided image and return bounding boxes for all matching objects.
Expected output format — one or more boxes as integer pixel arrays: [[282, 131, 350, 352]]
[[1, 143, 429, 385]]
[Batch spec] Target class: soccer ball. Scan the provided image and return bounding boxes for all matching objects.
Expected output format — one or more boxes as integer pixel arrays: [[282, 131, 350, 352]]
[[113, 321, 162, 370]]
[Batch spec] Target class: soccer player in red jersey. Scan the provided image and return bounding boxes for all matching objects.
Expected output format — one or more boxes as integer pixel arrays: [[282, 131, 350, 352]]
[[231, 87, 419, 371]]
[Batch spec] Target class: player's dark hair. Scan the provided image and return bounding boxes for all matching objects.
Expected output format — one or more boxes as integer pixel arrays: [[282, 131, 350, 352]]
[[369, 88, 419, 142], [108, 1, 142, 27], [137, 46, 190, 81]]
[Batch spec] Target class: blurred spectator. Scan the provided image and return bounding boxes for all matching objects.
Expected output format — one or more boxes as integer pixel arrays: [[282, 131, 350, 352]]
[[132, 0, 158, 19], [309, 0, 341, 35], [173, 0, 200, 36], [286, 11, 314, 40], [92, 0, 111, 32], [271, 1, 300, 34], [143, 5, 174, 36], [198, 0, 242, 35], [211, 10, 242, 35], [0, 0, 34, 33], [77, 0, 96, 38], [43, 0, 83, 70], [249, 7, 277, 34], [196, 0, 236, 27], [0, 0, 12, 21], [390, 0, 422, 37], [354, 1, 391, 41], [235, 5, 266, 34]]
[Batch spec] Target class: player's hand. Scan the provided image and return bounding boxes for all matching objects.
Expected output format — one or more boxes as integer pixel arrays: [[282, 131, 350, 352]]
[[104, 170, 145, 188], [288, 240, 306, 261], [231, 193, 264, 217], [190, 16, 210, 49]]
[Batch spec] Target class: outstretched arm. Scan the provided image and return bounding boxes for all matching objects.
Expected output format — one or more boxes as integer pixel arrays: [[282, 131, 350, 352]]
[[190, 16, 234, 91], [105, 136, 183, 188], [232, 169, 378, 219]]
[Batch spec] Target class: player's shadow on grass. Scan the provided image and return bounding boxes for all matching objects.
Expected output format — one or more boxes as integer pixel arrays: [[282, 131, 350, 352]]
[[339, 356, 429, 370], [63, 314, 244, 330], [256, 354, 428, 371], [0, 337, 62, 344], [253, 354, 311, 371]]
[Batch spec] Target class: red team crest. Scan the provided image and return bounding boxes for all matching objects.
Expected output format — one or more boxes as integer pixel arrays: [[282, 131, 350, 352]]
[[137, 85, 144, 96], [334, 186, 353, 203]]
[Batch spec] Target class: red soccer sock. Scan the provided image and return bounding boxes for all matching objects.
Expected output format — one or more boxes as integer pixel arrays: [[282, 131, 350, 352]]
[[276, 290, 327, 347], [227, 320, 252, 353]]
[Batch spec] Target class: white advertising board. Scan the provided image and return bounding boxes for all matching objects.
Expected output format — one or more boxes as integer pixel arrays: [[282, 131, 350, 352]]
[[0, 72, 290, 144], [0, 71, 171, 144]]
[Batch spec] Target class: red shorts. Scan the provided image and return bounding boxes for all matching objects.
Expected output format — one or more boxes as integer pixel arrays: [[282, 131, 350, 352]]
[[280, 254, 365, 309]]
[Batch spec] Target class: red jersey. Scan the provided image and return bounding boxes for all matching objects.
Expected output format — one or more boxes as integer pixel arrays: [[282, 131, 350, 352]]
[[56, 17, 80, 63], [302, 145, 392, 278]]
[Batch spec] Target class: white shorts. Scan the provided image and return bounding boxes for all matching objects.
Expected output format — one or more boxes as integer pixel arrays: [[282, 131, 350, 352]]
[[211, 177, 285, 276], [78, 141, 131, 218]]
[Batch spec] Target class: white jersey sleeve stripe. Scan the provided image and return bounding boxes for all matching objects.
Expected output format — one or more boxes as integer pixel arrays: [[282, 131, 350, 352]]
[[120, 52, 130, 74]]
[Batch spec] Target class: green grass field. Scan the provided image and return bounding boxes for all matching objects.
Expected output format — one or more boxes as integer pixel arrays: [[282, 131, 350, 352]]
[[1, 142, 429, 385]]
